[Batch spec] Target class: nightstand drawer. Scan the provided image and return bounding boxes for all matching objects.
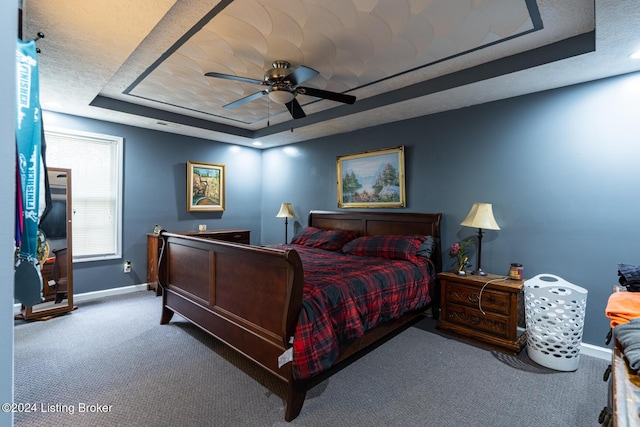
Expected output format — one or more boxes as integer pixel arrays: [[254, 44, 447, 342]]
[[443, 281, 511, 315], [443, 302, 511, 339]]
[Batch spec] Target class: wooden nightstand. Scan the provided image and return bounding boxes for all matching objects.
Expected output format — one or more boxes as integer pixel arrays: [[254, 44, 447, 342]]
[[437, 271, 526, 353]]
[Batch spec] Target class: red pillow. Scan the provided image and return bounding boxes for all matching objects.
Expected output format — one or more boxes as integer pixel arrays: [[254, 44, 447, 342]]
[[290, 227, 359, 251], [341, 235, 427, 264]]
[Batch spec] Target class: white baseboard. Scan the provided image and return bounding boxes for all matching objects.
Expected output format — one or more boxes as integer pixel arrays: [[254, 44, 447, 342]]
[[580, 342, 612, 361], [14, 284, 149, 316], [72, 283, 148, 303]]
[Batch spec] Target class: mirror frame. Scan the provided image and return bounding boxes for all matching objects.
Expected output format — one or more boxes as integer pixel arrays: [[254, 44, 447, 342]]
[[19, 167, 75, 320]]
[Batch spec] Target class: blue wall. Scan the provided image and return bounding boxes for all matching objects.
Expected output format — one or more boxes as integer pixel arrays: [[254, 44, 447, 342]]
[[1, 1, 17, 425], [37, 70, 640, 349], [42, 112, 263, 294], [262, 71, 640, 346]]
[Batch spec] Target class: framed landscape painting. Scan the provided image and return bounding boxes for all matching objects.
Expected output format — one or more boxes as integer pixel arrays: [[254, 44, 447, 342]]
[[336, 146, 406, 208], [187, 161, 225, 212]]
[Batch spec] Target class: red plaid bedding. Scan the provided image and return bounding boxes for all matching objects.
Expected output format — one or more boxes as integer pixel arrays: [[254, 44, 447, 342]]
[[279, 244, 435, 380]]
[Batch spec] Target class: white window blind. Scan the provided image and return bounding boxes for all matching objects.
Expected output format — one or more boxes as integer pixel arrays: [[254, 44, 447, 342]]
[[44, 128, 123, 262]]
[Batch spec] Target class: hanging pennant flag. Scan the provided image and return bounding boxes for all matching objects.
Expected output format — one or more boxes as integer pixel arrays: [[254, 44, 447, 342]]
[[15, 38, 44, 307]]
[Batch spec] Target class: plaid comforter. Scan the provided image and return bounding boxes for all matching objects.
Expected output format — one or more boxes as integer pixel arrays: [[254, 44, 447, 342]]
[[280, 244, 434, 380]]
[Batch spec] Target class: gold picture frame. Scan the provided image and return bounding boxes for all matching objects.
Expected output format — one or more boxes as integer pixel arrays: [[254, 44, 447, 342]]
[[187, 161, 225, 212], [336, 146, 406, 208]]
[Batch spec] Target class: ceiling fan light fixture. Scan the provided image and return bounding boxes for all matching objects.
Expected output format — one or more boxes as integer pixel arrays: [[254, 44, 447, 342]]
[[268, 88, 295, 104], [205, 60, 351, 118]]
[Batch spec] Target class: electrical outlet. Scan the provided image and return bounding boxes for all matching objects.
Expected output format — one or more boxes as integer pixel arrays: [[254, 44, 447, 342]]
[[124, 260, 131, 273]]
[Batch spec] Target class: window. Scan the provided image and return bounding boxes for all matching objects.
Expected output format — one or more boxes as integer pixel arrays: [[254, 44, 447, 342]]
[[44, 128, 123, 262]]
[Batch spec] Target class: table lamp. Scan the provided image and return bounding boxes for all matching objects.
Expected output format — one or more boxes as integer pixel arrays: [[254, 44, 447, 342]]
[[460, 202, 500, 276], [275, 203, 296, 243]]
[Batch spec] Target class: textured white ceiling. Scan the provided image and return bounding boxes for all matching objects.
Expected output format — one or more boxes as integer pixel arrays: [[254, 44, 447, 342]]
[[22, 0, 640, 148], [129, 0, 534, 124]]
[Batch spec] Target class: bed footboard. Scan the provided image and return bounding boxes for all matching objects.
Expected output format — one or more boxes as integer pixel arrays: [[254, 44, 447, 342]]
[[158, 232, 304, 383]]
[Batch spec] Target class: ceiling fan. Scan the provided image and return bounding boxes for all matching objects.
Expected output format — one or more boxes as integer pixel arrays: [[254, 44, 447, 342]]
[[205, 60, 356, 119]]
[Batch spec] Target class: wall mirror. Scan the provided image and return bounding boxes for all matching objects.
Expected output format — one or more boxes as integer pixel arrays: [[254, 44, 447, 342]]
[[18, 167, 75, 320]]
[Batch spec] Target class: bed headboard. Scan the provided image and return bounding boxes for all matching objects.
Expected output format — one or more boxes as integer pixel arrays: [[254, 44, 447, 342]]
[[308, 210, 443, 273]]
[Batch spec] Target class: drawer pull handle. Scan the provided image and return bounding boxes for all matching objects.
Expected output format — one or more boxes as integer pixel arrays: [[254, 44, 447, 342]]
[[233, 234, 242, 238], [603, 365, 611, 382], [467, 294, 479, 303]]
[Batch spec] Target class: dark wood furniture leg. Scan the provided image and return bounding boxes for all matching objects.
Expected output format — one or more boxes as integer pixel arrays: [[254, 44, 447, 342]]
[[160, 304, 174, 324], [285, 384, 307, 422]]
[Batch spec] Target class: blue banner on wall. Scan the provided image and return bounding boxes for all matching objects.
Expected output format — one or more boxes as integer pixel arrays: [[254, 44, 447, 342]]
[[15, 38, 44, 307]]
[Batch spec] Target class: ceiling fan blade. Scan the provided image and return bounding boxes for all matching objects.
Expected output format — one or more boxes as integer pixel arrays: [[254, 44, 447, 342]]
[[205, 72, 263, 85], [285, 98, 306, 119], [297, 87, 356, 104], [286, 66, 319, 86], [223, 91, 267, 109]]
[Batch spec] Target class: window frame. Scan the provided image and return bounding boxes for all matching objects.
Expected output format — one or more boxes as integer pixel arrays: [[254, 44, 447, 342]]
[[43, 127, 123, 263]]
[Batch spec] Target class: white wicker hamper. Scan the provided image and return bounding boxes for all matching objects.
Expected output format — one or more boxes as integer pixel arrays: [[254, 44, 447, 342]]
[[524, 274, 588, 371]]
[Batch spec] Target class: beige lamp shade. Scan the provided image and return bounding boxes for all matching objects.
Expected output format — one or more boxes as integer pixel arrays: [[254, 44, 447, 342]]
[[460, 203, 500, 230], [276, 202, 296, 219]]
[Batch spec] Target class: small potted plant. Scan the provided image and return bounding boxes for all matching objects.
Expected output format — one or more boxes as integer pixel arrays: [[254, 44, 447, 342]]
[[450, 239, 473, 275]]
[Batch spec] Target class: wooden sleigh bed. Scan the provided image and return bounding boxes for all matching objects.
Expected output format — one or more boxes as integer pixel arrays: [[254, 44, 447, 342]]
[[158, 210, 442, 421]]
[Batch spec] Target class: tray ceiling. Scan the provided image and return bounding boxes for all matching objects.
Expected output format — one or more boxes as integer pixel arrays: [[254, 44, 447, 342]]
[[22, 0, 640, 148]]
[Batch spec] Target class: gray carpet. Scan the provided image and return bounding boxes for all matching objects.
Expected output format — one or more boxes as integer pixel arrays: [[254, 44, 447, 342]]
[[14, 291, 608, 426]]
